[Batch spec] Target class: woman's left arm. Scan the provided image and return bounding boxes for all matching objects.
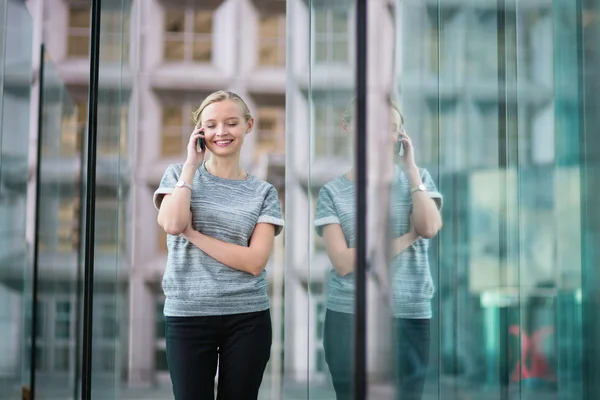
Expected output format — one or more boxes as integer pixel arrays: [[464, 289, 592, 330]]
[[398, 130, 443, 239], [406, 168, 442, 239], [182, 219, 276, 276]]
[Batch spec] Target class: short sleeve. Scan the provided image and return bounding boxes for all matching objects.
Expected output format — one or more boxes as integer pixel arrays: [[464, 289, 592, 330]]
[[314, 186, 340, 237], [257, 185, 285, 236], [153, 164, 180, 211], [421, 168, 443, 209]]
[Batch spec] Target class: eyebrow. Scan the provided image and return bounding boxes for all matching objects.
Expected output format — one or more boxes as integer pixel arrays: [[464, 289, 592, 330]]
[[203, 117, 241, 123]]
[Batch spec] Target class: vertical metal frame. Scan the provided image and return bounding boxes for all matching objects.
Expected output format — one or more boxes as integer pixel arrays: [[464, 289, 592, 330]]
[[29, 42, 45, 400], [354, 0, 367, 398], [81, 0, 102, 398], [496, 1, 511, 398], [580, 0, 600, 397]]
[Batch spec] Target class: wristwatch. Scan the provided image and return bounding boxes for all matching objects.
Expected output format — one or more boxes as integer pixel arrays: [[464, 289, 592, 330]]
[[175, 180, 193, 191], [410, 184, 426, 195]]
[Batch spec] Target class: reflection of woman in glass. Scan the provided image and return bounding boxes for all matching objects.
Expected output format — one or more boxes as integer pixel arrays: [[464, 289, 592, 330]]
[[154, 91, 284, 399], [315, 100, 442, 400]]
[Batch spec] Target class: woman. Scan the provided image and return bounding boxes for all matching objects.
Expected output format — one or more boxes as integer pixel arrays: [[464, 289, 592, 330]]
[[314, 100, 443, 400], [153, 90, 284, 400]]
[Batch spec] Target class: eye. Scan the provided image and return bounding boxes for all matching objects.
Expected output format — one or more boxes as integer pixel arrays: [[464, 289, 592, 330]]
[[228, 122, 238, 126]]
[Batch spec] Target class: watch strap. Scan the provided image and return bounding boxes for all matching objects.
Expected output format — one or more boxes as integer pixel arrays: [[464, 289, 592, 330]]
[[176, 180, 193, 191], [411, 184, 426, 195]]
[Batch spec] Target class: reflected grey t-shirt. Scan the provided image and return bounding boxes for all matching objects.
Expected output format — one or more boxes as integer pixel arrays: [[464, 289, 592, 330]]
[[314, 166, 442, 319], [153, 162, 284, 317]]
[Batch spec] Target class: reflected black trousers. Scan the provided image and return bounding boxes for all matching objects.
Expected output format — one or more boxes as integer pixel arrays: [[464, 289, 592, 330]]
[[165, 310, 272, 400], [323, 309, 431, 400]]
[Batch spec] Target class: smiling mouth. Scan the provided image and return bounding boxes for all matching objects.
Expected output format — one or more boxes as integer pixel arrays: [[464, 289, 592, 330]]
[[214, 139, 234, 147]]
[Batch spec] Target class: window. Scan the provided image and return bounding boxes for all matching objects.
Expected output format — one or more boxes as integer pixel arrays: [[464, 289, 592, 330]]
[[38, 197, 77, 253], [313, 101, 348, 159], [67, 6, 130, 61], [314, 9, 349, 64], [60, 105, 80, 157], [258, 14, 286, 66], [164, 9, 213, 62], [67, 7, 90, 58], [314, 297, 327, 374], [255, 106, 285, 160], [92, 298, 119, 372], [95, 198, 125, 253], [53, 301, 72, 371], [25, 301, 47, 371], [25, 297, 76, 373], [57, 199, 78, 253], [161, 104, 195, 157], [97, 100, 129, 156], [102, 10, 131, 62]]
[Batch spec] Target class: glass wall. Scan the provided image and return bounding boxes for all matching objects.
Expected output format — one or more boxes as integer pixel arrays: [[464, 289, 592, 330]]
[[35, 48, 82, 399], [90, 0, 130, 398], [285, 0, 600, 399]]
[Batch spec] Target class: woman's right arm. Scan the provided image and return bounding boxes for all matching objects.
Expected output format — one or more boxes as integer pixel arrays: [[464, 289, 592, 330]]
[[157, 163, 198, 235], [156, 129, 205, 236], [323, 223, 417, 277], [322, 224, 356, 277]]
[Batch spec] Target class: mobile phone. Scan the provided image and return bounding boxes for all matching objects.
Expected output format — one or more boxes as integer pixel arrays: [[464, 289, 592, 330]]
[[395, 136, 404, 156], [196, 129, 205, 152]]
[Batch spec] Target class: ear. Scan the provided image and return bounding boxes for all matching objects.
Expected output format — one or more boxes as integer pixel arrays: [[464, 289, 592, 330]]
[[341, 118, 350, 135], [246, 117, 255, 134]]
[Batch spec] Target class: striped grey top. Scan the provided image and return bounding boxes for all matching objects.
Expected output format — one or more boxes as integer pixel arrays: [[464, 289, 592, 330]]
[[153, 162, 284, 317], [314, 166, 442, 319]]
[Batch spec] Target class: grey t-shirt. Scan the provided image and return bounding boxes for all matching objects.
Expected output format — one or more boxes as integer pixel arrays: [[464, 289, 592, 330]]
[[314, 166, 442, 319], [153, 162, 284, 317]]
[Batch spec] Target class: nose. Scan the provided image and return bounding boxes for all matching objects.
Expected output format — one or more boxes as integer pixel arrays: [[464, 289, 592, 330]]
[[214, 124, 226, 136]]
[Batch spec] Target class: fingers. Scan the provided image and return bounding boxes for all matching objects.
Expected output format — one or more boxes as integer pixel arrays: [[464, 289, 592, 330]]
[[189, 127, 205, 139], [397, 130, 413, 149], [398, 138, 412, 149], [188, 128, 205, 147]]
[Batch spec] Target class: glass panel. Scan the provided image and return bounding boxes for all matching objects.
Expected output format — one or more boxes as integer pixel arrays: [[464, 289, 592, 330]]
[[36, 47, 80, 398], [89, 0, 131, 398], [0, 3, 34, 398], [294, 0, 357, 398], [314, 8, 349, 65]]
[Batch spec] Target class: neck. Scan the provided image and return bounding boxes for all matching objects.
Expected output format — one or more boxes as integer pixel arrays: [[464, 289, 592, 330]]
[[205, 155, 245, 180]]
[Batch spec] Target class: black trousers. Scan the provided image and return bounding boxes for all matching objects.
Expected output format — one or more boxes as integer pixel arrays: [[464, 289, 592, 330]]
[[165, 309, 272, 400], [323, 309, 431, 400]]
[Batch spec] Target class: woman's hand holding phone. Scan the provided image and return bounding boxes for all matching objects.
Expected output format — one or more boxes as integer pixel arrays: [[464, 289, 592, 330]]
[[186, 127, 206, 168], [396, 129, 418, 172]]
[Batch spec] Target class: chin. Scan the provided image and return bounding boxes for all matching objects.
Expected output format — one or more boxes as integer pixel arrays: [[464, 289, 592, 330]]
[[209, 144, 241, 157]]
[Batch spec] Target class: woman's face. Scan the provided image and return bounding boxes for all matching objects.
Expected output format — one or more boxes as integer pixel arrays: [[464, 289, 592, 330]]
[[200, 99, 253, 157], [343, 108, 404, 141]]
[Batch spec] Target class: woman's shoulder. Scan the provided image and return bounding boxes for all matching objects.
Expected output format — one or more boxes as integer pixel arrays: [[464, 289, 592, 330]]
[[247, 174, 279, 195]]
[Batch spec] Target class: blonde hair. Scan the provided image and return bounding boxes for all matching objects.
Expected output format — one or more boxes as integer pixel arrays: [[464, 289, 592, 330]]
[[192, 90, 252, 127], [342, 97, 405, 126]]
